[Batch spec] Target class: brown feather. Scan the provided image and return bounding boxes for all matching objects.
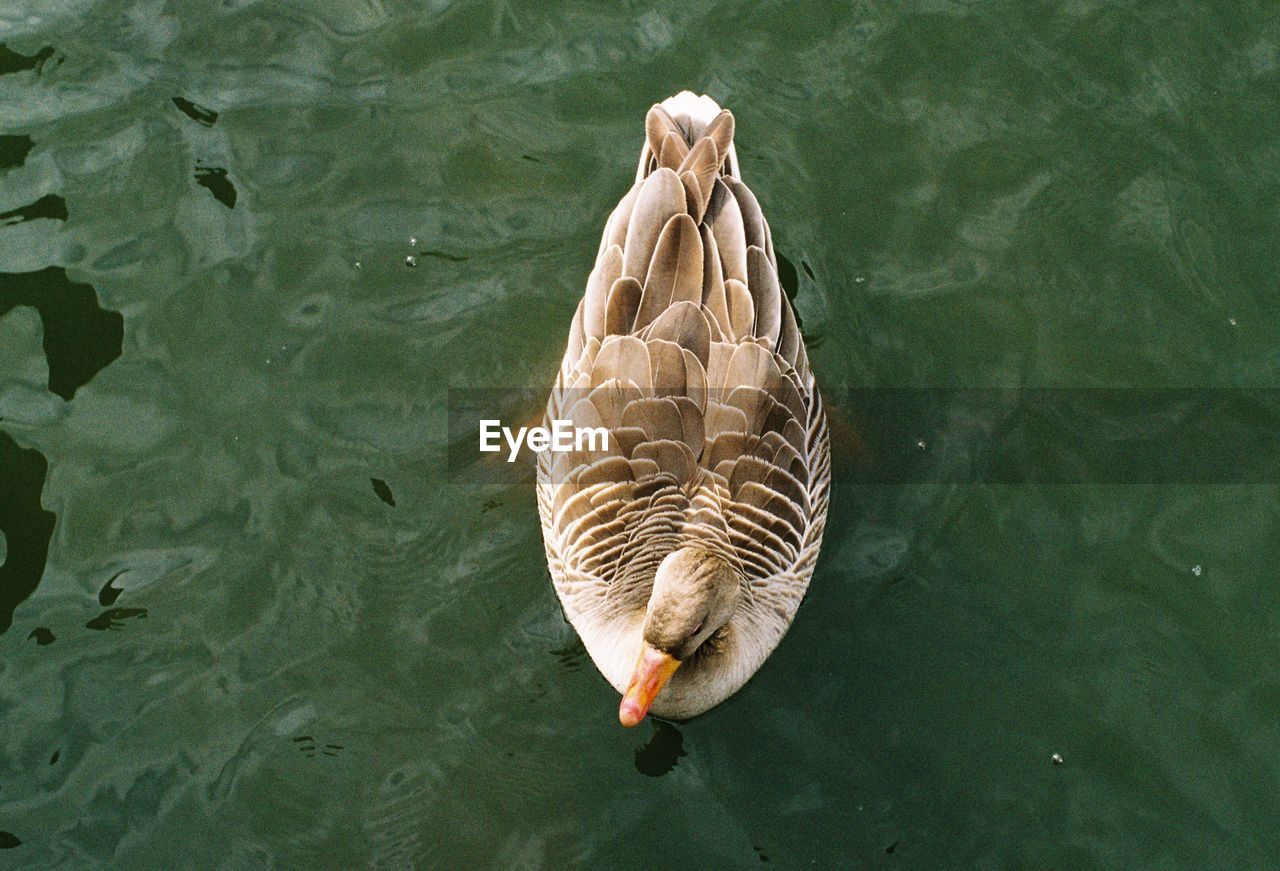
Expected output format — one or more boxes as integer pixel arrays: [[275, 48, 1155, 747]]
[[704, 110, 735, 170], [600, 184, 640, 255], [681, 347, 708, 411], [588, 380, 644, 427], [644, 300, 711, 365], [658, 131, 689, 171], [591, 335, 650, 389], [725, 177, 767, 252], [677, 137, 719, 220], [584, 244, 623, 338], [604, 276, 642, 336], [699, 226, 731, 339], [645, 105, 678, 169], [705, 179, 748, 284], [777, 297, 801, 369], [632, 439, 697, 484], [621, 396, 685, 442], [724, 278, 754, 340], [635, 213, 703, 330], [747, 245, 781, 345], [622, 168, 685, 281], [645, 337, 688, 396]]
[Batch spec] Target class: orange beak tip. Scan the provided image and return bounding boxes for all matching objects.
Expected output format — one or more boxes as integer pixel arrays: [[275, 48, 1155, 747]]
[[618, 645, 680, 728], [618, 700, 645, 728]]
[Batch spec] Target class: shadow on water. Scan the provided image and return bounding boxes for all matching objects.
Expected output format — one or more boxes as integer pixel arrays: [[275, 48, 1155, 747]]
[[292, 736, 345, 759], [774, 249, 822, 344], [775, 250, 799, 303], [0, 432, 56, 635], [169, 95, 237, 208], [0, 44, 56, 75], [0, 267, 123, 401], [1, 134, 123, 634], [98, 571, 125, 606], [633, 720, 687, 777], [0, 135, 35, 170], [370, 478, 396, 506], [0, 194, 67, 225], [83, 608, 148, 631], [194, 164, 237, 209], [550, 633, 586, 672], [171, 96, 219, 126]]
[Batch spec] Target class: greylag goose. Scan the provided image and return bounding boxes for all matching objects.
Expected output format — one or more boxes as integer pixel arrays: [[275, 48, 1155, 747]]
[[537, 91, 830, 726]]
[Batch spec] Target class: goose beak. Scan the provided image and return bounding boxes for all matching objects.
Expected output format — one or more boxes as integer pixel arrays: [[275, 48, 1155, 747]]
[[619, 644, 681, 727]]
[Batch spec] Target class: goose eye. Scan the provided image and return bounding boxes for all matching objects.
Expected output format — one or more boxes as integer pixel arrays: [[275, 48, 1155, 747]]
[[690, 621, 703, 637]]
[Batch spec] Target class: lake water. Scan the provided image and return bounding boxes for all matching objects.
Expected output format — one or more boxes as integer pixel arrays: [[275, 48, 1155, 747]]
[[2, 1, 1278, 866]]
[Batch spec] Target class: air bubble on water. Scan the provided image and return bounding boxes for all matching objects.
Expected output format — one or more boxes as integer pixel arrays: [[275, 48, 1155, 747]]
[[405, 255, 418, 268], [1191, 564, 1203, 577]]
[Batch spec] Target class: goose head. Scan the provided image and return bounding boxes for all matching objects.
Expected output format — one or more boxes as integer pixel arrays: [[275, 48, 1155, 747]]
[[618, 546, 740, 727]]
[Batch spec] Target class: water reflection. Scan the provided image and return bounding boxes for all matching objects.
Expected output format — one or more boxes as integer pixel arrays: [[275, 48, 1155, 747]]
[[1, 117, 123, 637], [370, 477, 396, 506], [194, 164, 237, 209], [633, 720, 688, 777], [0, 267, 122, 400], [0, 194, 66, 225], [0, 430, 55, 634], [0, 44, 55, 75], [0, 134, 34, 168], [292, 736, 345, 759], [98, 571, 125, 606], [171, 96, 219, 126], [83, 607, 148, 631]]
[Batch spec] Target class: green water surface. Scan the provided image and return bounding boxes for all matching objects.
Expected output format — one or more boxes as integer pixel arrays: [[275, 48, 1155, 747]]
[[2, 0, 1279, 867]]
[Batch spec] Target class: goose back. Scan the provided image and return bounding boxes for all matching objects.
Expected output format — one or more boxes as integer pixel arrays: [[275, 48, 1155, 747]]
[[537, 91, 830, 718]]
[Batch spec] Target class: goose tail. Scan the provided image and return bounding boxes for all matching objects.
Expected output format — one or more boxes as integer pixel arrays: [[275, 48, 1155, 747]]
[[635, 90, 740, 183]]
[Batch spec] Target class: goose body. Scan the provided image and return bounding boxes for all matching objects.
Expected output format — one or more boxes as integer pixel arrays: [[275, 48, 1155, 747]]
[[537, 91, 830, 724]]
